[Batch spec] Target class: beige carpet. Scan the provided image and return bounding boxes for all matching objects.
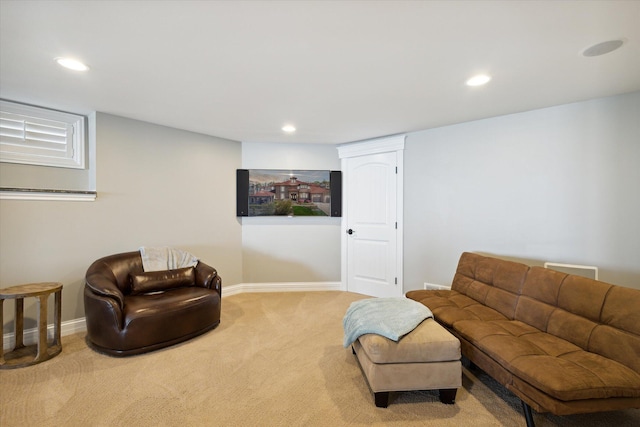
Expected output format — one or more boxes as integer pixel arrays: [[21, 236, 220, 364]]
[[1, 291, 639, 426]]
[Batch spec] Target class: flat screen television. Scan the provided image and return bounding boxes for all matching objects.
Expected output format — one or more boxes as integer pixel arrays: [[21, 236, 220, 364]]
[[237, 169, 341, 217]]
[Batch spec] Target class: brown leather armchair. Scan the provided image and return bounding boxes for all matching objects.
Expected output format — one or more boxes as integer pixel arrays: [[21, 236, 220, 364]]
[[84, 251, 221, 356]]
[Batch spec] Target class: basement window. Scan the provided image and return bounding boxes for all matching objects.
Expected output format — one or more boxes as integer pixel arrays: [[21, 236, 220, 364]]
[[0, 100, 86, 169]]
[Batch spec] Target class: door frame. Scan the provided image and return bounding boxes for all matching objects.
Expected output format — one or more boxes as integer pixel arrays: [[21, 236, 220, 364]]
[[337, 134, 405, 295]]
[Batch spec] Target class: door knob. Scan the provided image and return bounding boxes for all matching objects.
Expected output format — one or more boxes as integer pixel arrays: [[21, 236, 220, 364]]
[[347, 229, 354, 235]]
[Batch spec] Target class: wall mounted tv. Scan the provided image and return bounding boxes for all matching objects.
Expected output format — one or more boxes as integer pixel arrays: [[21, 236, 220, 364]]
[[237, 169, 341, 217]]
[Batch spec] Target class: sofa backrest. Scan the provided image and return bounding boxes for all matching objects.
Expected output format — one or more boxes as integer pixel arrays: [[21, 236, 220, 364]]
[[515, 266, 640, 374], [452, 252, 529, 319], [452, 252, 640, 374], [596, 285, 640, 373]]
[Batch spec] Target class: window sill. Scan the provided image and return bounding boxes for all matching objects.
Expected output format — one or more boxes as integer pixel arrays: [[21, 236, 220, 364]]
[[0, 188, 96, 201]]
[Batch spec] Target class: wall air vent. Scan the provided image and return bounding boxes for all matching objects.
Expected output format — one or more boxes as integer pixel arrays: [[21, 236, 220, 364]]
[[544, 262, 598, 280]]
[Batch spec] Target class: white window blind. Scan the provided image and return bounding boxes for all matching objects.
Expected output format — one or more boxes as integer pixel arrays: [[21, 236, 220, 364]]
[[0, 100, 86, 169]]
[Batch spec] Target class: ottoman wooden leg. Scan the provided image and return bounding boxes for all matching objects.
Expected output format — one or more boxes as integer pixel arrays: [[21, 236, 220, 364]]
[[374, 392, 390, 408], [439, 388, 457, 404]]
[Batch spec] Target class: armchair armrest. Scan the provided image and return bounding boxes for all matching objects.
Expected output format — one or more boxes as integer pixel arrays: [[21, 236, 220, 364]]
[[195, 262, 222, 295], [85, 272, 125, 309]]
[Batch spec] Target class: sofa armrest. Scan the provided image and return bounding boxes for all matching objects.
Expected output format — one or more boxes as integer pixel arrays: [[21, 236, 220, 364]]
[[195, 261, 222, 295]]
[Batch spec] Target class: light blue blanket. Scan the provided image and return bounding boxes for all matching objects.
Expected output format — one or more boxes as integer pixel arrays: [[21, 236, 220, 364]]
[[139, 246, 198, 272], [342, 297, 433, 348]]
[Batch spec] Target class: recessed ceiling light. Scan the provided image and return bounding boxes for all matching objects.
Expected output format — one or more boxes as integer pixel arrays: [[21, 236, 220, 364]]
[[282, 124, 296, 133], [55, 57, 90, 71], [466, 74, 491, 87], [582, 39, 625, 57]]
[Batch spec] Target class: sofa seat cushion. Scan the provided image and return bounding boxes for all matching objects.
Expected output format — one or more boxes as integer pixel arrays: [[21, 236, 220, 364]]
[[114, 287, 220, 351], [124, 287, 216, 324], [406, 290, 508, 328], [455, 319, 640, 401]]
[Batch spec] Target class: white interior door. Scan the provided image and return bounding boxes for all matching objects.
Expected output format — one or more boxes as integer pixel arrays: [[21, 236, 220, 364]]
[[345, 151, 401, 297]]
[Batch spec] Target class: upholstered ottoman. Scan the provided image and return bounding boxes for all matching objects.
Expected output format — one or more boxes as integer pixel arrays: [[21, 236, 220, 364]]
[[351, 317, 462, 408]]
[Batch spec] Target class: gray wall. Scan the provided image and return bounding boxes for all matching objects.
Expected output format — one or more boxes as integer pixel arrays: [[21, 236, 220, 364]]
[[0, 113, 243, 324], [241, 142, 342, 283], [404, 91, 640, 291], [0, 161, 93, 191], [2, 91, 638, 332]]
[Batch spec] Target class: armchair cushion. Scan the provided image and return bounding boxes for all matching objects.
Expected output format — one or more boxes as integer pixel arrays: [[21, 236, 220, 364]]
[[129, 266, 195, 295]]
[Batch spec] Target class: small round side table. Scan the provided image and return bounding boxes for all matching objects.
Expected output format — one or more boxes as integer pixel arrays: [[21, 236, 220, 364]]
[[0, 282, 63, 369]]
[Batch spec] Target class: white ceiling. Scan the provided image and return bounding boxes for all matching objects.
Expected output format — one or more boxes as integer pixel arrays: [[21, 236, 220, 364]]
[[1, 0, 639, 145]]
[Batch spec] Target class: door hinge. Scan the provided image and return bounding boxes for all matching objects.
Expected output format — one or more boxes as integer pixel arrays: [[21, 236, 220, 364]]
[[395, 277, 398, 285], [395, 222, 397, 229], [395, 166, 398, 174]]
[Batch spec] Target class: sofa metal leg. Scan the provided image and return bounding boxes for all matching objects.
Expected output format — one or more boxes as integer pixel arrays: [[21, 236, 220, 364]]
[[521, 400, 535, 427], [439, 388, 457, 404], [461, 355, 472, 368], [374, 392, 390, 408]]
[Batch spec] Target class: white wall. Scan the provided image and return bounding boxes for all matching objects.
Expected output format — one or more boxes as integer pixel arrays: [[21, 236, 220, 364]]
[[0, 113, 243, 323], [403, 91, 640, 291], [241, 142, 341, 283]]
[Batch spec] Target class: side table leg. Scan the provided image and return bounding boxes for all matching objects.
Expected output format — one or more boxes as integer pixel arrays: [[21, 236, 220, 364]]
[[35, 295, 48, 362], [14, 297, 25, 349], [0, 298, 4, 364], [53, 290, 62, 347]]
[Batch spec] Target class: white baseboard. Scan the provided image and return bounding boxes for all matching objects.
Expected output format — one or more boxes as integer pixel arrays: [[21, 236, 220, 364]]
[[223, 281, 343, 297], [3, 317, 86, 351], [3, 282, 343, 349]]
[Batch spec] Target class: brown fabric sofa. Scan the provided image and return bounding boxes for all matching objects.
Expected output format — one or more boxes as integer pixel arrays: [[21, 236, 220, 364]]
[[84, 251, 222, 356], [406, 252, 640, 426]]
